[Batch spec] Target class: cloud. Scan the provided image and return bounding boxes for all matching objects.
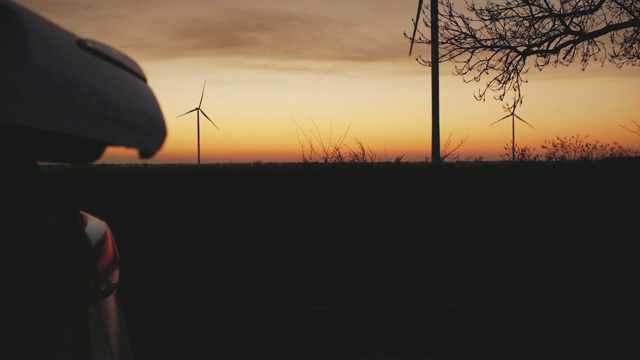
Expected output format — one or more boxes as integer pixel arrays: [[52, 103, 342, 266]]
[[15, 0, 418, 64]]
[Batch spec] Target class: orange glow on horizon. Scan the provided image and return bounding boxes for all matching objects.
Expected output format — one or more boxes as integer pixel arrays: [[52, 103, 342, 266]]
[[14, 0, 639, 165]]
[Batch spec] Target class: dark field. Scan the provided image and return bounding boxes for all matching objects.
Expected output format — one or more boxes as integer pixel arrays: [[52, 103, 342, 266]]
[[43, 160, 639, 358]]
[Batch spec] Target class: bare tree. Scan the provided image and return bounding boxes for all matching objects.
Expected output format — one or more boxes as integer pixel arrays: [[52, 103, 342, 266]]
[[406, 0, 639, 108]]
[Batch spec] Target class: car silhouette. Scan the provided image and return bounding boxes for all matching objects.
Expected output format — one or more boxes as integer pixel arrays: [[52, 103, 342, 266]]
[[1, 1, 166, 358]]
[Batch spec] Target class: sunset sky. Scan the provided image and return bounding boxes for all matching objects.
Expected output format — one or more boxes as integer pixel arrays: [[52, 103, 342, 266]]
[[15, 0, 640, 164]]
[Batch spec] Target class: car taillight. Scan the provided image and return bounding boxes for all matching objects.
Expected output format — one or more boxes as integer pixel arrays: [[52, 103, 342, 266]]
[[81, 211, 120, 303]]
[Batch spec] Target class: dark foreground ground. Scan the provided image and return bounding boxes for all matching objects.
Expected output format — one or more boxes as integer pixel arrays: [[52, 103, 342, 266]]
[[44, 159, 639, 358]]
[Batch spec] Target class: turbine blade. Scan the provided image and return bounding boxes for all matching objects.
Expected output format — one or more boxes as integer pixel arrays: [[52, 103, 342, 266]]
[[199, 78, 206, 108], [200, 109, 219, 130], [177, 108, 198, 117], [409, 0, 423, 56], [490, 114, 511, 125], [517, 116, 535, 129]]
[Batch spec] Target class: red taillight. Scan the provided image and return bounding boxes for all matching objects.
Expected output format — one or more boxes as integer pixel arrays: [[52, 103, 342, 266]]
[[81, 211, 120, 303]]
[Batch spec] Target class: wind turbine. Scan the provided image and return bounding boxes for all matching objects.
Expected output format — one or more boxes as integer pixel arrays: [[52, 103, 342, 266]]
[[491, 106, 534, 161], [177, 79, 219, 165], [409, 0, 440, 164]]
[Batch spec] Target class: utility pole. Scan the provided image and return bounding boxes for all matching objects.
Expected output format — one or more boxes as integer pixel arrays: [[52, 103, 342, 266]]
[[430, 0, 440, 164], [410, 0, 441, 164]]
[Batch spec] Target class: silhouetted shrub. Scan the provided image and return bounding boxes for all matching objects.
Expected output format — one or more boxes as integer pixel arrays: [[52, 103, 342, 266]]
[[499, 142, 541, 162], [499, 134, 639, 163], [541, 134, 638, 161]]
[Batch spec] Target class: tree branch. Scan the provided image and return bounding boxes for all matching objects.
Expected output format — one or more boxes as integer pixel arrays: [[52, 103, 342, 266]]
[[405, 0, 639, 108]]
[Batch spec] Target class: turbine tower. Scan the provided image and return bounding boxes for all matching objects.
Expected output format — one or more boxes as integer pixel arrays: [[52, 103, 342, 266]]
[[177, 79, 219, 164]]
